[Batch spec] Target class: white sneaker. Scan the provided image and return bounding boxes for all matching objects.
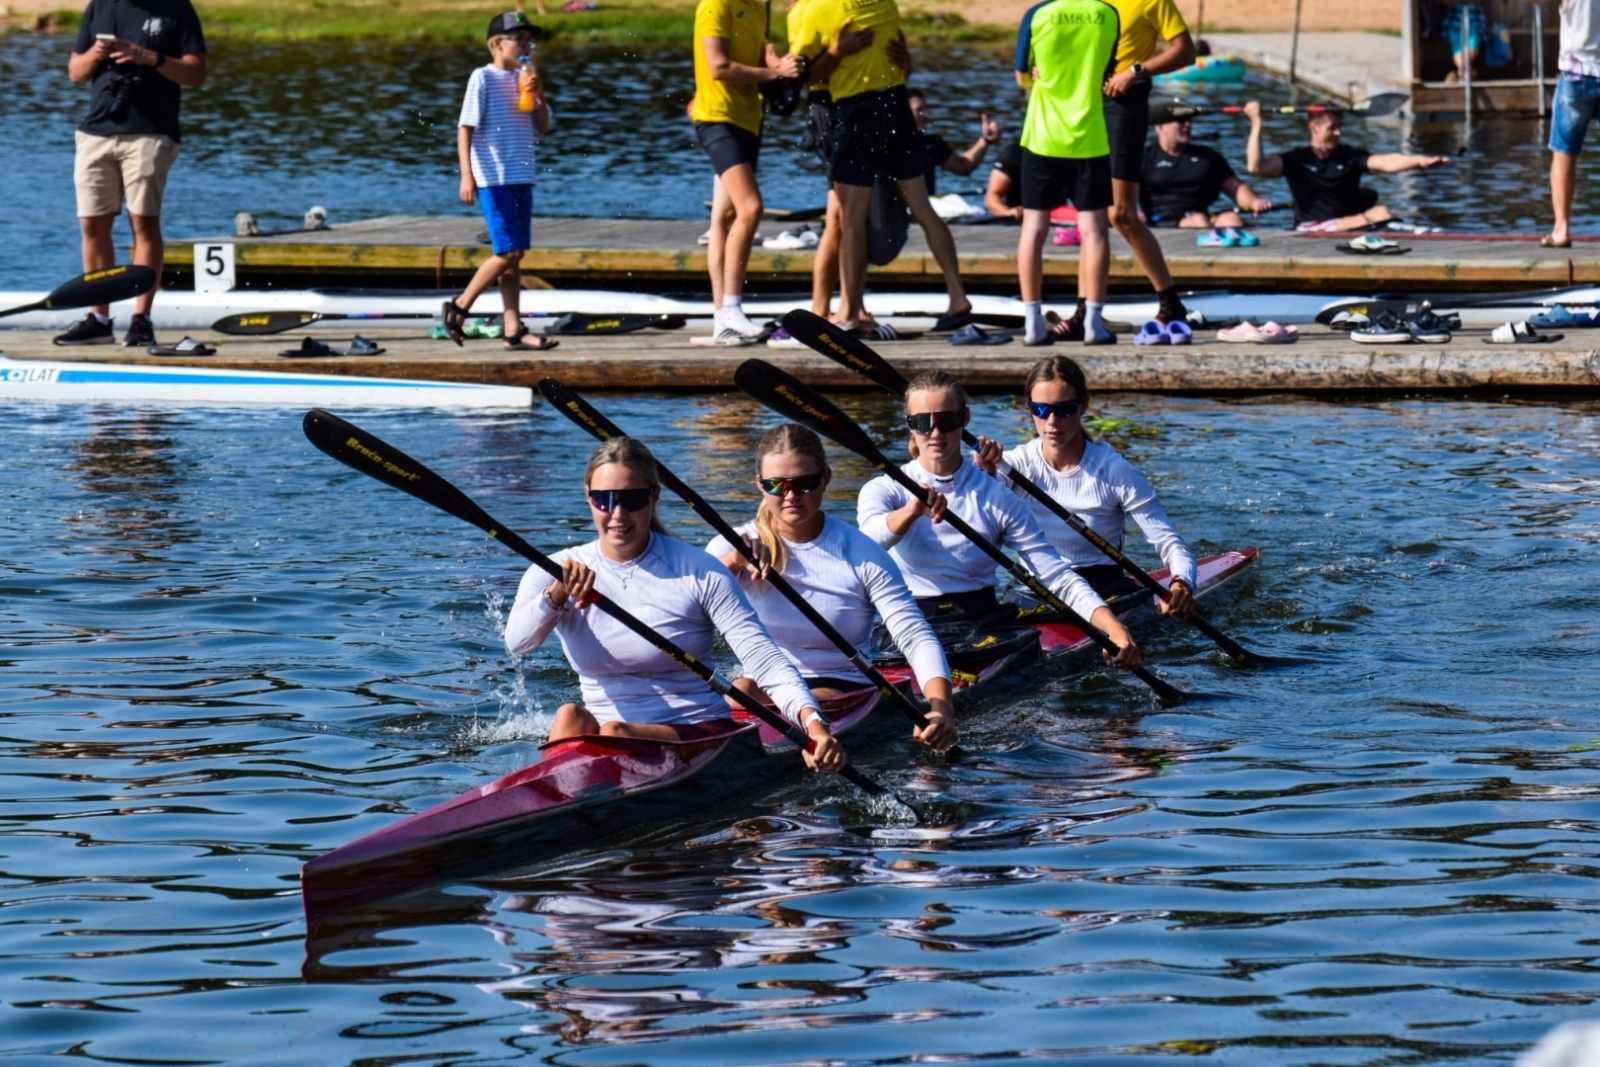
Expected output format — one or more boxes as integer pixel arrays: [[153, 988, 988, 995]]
[[721, 308, 763, 338], [763, 230, 805, 250]]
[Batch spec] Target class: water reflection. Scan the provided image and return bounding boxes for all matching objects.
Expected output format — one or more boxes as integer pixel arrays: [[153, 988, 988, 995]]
[[62, 411, 195, 564]]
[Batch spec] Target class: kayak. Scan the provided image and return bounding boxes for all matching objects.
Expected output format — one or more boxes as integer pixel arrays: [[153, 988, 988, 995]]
[[1153, 54, 1247, 86], [0, 356, 533, 409], [302, 686, 888, 923]]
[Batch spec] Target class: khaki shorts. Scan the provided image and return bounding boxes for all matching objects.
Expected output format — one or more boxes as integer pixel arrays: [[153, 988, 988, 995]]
[[74, 131, 179, 218]]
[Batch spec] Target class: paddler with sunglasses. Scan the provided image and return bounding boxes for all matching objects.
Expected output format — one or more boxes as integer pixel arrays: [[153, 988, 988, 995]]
[[504, 436, 846, 771], [857, 370, 1141, 667], [974, 355, 1197, 617], [706, 423, 958, 751]]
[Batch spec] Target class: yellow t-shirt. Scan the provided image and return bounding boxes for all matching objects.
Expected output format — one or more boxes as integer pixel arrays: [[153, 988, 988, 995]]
[[798, 0, 904, 101], [786, 0, 827, 89], [1104, 0, 1187, 73], [691, 0, 768, 134]]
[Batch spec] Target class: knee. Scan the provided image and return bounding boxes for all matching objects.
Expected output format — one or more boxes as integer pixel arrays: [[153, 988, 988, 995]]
[[1106, 202, 1137, 232], [597, 720, 631, 737], [128, 214, 163, 239], [1369, 204, 1393, 221], [503, 249, 524, 265]]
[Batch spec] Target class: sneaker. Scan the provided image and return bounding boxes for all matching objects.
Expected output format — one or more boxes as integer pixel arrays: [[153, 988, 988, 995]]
[[53, 313, 114, 346], [123, 314, 155, 347], [1351, 310, 1412, 344], [721, 308, 763, 338], [767, 327, 806, 349]]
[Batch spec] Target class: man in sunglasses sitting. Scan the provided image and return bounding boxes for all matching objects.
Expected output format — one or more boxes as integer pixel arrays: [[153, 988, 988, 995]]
[[1141, 115, 1270, 242]]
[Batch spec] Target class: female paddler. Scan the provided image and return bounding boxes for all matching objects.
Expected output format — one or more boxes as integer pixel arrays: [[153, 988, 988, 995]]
[[977, 356, 1198, 617], [504, 437, 845, 771], [857, 370, 1141, 666], [706, 424, 958, 752]]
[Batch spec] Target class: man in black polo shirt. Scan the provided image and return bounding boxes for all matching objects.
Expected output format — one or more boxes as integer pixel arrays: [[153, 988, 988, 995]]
[[1245, 100, 1449, 232], [983, 141, 1024, 220], [1141, 116, 1270, 229], [906, 87, 1001, 197]]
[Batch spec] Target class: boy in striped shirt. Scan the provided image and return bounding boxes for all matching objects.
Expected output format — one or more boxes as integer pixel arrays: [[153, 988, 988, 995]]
[[443, 11, 557, 351]]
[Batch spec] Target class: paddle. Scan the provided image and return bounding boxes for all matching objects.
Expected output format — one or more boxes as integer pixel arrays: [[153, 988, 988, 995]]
[[1150, 91, 1409, 124], [733, 359, 1187, 705], [0, 265, 156, 320], [780, 309, 1276, 668], [300, 408, 891, 799], [211, 309, 685, 336], [537, 377, 964, 759]]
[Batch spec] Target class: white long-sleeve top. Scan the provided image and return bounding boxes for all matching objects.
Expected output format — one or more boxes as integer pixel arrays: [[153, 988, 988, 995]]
[[706, 514, 950, 688], [1000, 438, 1199, 589], [503, 533, 817, 727], [856, 457, 1108, 621]]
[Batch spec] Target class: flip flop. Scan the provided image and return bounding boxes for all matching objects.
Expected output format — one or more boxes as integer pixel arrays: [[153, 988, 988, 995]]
[[948, 324, 1012, 346], [1132, 320, 1169, 345], [932, 312, 977, 332], [849, 323, 902, 341], [1539, 234, 1572, 248], [147, 336, 215, 357], [1485, 321, 1563, 344], [1337, 234, 1410, 255], [1163, 320, 1194, 345], [345, 335, 386, 356], [278, 336, 338, 358]]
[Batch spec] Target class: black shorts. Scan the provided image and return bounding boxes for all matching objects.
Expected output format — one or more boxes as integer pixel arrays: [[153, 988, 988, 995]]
[[1020, 148, 1112, 212], [694, 121, 761, 176], [829, 85, 923, 188], [1102, 81, 1152, 183], [801, 89, 835, 167]]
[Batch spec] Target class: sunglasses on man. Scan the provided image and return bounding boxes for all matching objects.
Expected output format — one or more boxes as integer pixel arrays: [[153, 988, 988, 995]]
[[905, 409, 966, 434], [588, 487, 653, 512]]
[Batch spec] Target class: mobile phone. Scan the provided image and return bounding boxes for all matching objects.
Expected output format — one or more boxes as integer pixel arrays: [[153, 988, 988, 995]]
[[95, 33, 116, 41]]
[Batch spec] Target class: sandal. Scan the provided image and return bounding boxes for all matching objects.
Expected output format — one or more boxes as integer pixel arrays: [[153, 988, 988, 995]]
[[1539, 234, 1572, 249], [278, 336, 338, 358], [147, 336, 216, 357], [345, 334, 386, 356], [504, 328, 559, 351], [441, 300, 467, 346]]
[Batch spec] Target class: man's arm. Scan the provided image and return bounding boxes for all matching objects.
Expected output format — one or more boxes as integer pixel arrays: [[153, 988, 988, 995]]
[[1367, 152, 1451, 173], [703, 35, 800, 83], [1221, 174, 1272, 214], [458, 125, 477, 205], [68, 38, 112, 84], [801, 18, 873, 85], [1243, 101, 1284, 178], [942, 114, 1000, 176], [1104, 31, 1195, 97], [96, 39, 205, 86], [984, 168, 1021, 219]]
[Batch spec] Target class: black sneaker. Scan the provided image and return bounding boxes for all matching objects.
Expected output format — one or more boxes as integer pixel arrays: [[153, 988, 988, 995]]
[[53, 313, 114, 346], [123, 314, 155, 347]]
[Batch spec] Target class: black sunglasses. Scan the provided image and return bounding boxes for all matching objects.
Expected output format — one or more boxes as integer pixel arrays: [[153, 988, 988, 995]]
[[759, 471, 826, 497], [588, 487, 653, 512], [1029, 398, 1082, 420], [905, 409, 966, 434]]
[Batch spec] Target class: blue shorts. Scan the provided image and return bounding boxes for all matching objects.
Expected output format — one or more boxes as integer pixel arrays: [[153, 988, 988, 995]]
[[1551, 74, 1600, 155], [478, 183, 533, 255]]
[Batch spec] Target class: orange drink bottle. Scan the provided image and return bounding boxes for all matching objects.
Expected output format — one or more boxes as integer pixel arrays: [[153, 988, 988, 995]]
[[517, 55, 540, 112]]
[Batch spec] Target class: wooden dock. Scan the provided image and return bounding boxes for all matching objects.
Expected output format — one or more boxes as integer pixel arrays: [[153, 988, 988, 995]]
[[7, 324, 1598, 393], [164, 214, 1599, 295]]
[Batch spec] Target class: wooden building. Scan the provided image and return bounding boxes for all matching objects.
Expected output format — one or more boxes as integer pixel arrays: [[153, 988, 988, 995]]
[[1402, 0, 1557, 114]]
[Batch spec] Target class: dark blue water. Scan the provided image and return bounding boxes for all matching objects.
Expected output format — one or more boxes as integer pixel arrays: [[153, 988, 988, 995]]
[[3, 392, 1599, 1063], [1, 34, 1596, 289]]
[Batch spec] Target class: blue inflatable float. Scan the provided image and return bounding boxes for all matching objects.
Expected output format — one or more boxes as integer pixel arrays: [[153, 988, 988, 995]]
[[1153, 54, 1247, 86]]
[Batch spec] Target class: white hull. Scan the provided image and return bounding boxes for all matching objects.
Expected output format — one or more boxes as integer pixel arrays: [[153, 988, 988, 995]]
[[0, 357, 532, 409]]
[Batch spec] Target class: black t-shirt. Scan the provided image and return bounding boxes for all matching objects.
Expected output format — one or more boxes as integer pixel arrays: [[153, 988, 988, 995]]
[[991, 141, 1022, 209], [1140, 142, 1237, 222], [75, 0, 206, 142], [1279, 144, 1372, 224], [915, 132, 954, 196]]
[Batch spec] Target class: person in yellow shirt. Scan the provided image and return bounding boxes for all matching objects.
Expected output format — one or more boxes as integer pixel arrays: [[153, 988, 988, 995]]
[[690, 0, 803, 344]]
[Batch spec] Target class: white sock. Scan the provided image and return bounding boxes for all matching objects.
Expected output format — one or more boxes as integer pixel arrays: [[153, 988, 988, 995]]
[[1024, 300, 1046, 344], [93, 313, 111, 325], [723, 295, 742, 312], [1085, 301, 1107, 340]]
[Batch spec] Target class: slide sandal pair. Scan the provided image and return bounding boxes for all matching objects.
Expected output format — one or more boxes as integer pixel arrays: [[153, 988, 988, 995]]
[[1132, 319, 1193, 346], [147, 336, 215, 357], [1485, 322, 1563, 344], [1217, 321, 1298, 344], [1337, 234, 1410, 255], [278, 335, 386, 358], [948, 324, 1012, 346], [1195, 228, 1260, 248]]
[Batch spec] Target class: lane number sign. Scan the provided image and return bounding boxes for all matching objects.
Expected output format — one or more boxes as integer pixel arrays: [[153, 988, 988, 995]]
[[194, 243, 236, 293]]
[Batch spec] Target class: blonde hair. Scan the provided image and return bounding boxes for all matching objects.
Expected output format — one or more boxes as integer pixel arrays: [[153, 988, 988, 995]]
[[582, 436, 669, 536], [903, 370, 968, 459], [753, 423, 829, 576]]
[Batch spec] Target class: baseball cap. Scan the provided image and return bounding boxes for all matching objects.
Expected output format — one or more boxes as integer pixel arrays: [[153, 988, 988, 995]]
[[486, 11, 543, 39]]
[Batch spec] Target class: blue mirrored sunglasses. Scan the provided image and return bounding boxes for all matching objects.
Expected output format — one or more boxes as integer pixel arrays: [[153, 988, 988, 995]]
[[1029, 399, 1082, 420]]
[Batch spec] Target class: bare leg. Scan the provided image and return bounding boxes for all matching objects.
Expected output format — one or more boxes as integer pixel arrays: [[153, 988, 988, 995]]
[[1078, 208, 1110, 304], [1018, 208, 1050, 303], [716, 162, 763, 307], [1210, 210, 1246, 229], [456, 252, 515, 313], [550, 702, 600, 741], [1176, 212, 1212, 229], [79, 214, 116, 316], [126, 212, 164, 317], [497, 250, 524, 334], [707, 174, 732, 309], [833, 181, 874, 327], [1108, 178, 1175, 292], [897, 174, 971, 317], [1550, 149, 1576, 246], [812, 189, 842, 317]]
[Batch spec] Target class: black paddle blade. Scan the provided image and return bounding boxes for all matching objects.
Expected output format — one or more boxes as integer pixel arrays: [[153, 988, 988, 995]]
[[545, 313, 682, 336], [781, 310, 911, 394], [0, 264, 157, 319], [537, 378, 628, 441], [214, 310, 322, 335], [734, 358, 891, 469]]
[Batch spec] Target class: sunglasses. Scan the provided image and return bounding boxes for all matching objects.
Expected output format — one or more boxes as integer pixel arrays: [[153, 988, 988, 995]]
[[1029, 398, 1082, 420], [905, 409, 966, 434], [587, 487, 653, 512], [759, 471, 826, 497]]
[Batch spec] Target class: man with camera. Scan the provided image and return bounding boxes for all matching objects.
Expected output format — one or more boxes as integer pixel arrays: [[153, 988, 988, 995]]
[[56, 0, 206, 347]]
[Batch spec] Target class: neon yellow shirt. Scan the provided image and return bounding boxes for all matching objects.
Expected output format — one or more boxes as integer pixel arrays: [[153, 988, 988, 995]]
[[1105, 0, 1187, 73], [1016, 0, 1120, 159], [691, 0, 768, 134], [798, 0, 904, 101]]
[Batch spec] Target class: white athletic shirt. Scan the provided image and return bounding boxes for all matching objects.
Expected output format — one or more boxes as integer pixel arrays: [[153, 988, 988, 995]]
[[705, 514, 950, 688], [459, 65, 543, 188], [1000, 437, 1199, 589], [503, 533, 816, 727], [1562, 0, 1600, 78], [856, 457, 1107, 621]]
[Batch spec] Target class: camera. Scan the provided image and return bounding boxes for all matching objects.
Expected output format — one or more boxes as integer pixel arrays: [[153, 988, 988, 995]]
[[106, 67, 144, 123]]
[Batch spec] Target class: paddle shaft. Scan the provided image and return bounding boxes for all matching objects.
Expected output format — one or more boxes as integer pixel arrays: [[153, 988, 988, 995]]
[[300, 409, 886, 797], [538, 379, 959, 756], [1153, 91, 1406, 122]]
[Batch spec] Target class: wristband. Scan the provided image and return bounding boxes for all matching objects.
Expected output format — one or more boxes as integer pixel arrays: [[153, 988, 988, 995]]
[[543, 586, 566, 612], [801, 708, 830, 731]]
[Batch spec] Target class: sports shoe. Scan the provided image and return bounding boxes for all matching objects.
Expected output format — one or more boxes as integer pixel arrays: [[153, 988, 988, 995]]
[[690, 327, 757, 347], [1407, 303, 1453, 343], [123, 314, 155, 347], [1350, 310, 1412, 344], [53, 313, 114, 346], [720, 307, 763, 338], [767, 327, 805, 349]]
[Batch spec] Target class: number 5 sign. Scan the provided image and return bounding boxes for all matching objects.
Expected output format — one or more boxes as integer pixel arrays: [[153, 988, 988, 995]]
[[194, 243, 236, 293]]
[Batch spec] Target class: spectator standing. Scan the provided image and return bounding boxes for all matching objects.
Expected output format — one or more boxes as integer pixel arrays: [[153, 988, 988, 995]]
[[56, 0, 205, 347], [1544, 0, 1600, 248]]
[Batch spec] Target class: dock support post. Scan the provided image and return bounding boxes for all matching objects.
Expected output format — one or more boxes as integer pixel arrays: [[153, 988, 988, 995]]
[[1534, 3, 1547, 118], [1461, 6, 1473, 128], [1289, 0, 1303, 87]]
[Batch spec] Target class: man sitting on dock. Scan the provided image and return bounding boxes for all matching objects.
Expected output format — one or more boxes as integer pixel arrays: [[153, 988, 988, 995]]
[[1245, 101, 1450, 233], [1141, 116, 1271, 230]]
